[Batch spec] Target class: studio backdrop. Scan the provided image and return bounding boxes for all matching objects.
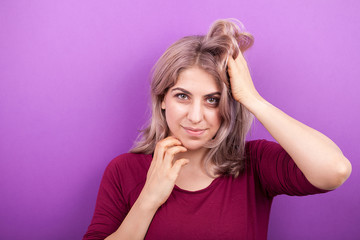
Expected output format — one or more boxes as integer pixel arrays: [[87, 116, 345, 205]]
[[0, 0, 359, 239]]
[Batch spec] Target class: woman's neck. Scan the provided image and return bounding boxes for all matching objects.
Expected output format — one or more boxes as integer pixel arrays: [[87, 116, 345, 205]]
[[174, 147, 216, 177]]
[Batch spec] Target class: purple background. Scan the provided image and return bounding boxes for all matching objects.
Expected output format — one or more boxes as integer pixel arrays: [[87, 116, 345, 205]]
[[1, 0, 359, 239]]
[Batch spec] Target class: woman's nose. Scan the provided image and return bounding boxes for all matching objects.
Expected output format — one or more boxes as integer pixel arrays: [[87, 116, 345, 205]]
[[187, 101, 203, 124]]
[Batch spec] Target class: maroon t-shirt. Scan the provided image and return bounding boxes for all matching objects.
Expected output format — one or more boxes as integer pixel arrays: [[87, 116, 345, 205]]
[[83, 139, 330, 239]]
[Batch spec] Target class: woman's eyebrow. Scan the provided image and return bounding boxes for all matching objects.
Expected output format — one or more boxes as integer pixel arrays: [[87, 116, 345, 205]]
[[171, 87, 221, 97], [171, 87, 191, 95], [204, 92, 221, 97]]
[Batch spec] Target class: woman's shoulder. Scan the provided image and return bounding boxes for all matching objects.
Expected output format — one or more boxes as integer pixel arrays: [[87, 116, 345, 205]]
[[107, 152, 152, 172], [110, 152, 152, 164], [245, 139, 278, 151], [98, 153, 152, 206], [244, 139, 283, 163], [102, 153, 152, 191]]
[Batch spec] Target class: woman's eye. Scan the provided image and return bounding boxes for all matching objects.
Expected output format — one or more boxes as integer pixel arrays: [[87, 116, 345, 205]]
[[207, 97, 219, 105], [176, 94, 188, 100]]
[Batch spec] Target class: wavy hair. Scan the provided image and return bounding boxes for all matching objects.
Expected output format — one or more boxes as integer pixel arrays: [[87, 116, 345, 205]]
[[130, 18, 254, 177]]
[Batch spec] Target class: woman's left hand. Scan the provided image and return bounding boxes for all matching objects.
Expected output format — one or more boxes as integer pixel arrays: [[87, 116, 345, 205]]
[[227, 52, 261, 106], [227, 52, 352, 191]]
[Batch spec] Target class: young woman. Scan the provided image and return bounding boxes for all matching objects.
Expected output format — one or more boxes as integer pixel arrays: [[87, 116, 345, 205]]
[[83, 19, 352, 240]]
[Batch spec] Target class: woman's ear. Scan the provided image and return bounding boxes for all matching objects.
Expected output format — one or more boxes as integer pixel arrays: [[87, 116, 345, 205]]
[[161, 101, 166, 110]]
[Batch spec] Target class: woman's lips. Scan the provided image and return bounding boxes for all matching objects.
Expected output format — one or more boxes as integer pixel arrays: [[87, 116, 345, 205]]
[[183, 127, 206, 136]]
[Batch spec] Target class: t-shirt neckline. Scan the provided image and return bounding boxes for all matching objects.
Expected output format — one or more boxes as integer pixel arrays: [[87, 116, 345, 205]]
[[173, 175, 223, 194]]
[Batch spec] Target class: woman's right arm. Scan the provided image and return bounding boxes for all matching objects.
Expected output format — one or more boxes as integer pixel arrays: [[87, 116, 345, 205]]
[[104, 193, 158, 240], [105, 136, 189, 240]]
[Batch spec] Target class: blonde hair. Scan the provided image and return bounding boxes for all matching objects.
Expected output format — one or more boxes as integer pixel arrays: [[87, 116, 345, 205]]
[[130, 19, 254, 177]]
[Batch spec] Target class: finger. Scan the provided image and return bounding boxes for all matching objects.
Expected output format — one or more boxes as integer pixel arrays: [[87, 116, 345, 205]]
[[152, 137, 182, 174], [169, 158, 189, 179], [236, 49, 245, 61], [163, 146, 187, 169], [227, 56, 238, 78], [235, 51, 248, 68], [227, 56, 236, 69], [153, 136, 182, 163]]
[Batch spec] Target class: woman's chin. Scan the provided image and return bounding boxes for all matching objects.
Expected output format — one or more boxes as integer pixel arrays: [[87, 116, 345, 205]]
[[180, 141, 207, 151], [169, 133, 209, 151]]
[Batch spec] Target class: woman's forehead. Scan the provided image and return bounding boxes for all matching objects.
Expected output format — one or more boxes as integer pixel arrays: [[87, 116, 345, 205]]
[[172, 67, 220, 93]]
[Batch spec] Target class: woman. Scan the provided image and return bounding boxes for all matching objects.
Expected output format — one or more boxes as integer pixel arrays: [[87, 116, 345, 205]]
[[83, 19, 352, 240]]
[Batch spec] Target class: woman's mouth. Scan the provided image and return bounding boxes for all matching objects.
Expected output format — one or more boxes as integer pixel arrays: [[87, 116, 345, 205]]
[[182, 127, 206, 136]]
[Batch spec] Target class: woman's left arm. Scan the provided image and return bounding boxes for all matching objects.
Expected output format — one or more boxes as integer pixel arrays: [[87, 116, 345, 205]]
[[227, 54, 352, 191]]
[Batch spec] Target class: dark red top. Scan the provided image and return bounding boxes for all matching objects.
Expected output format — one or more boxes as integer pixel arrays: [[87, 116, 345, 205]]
[[83, 139, 330, 239]]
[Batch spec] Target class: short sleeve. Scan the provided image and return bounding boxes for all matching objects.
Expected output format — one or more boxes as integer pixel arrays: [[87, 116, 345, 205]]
[[83, 159, 129, 240], [246, 139, 332, 198]]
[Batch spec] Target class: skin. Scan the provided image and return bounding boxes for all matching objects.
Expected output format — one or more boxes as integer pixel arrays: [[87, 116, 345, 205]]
[[105, 51, 352, 240], [161, 67, 222, 152], [227, 52, 351, 190], [160, 67, 223, 190], [105, 67, 222, 240]]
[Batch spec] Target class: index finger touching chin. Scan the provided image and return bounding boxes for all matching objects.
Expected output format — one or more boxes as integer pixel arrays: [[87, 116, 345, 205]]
[[164, 136, 182, 144]]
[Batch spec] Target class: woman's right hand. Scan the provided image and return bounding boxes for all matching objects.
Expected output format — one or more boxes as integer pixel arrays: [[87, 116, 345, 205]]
[[139, 136, 189, 210]]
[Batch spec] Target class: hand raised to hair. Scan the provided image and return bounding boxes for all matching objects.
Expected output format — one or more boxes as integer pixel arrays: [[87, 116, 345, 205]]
[[140, 136, 189, 210], [227, 52, 261, 106]]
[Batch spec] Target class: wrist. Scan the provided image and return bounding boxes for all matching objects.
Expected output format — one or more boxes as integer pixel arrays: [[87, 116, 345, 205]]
[[136, 190, 161, 213], [238, 92, 266, 112]]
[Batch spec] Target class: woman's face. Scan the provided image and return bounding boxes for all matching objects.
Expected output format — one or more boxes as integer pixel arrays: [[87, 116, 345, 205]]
[[161, 67, 222, 151]]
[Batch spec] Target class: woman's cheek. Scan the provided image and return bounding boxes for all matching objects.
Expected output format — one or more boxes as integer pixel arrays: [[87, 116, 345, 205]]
[[170, 102, 187, 115], [165, 102, 185, 125], [206, 108, 221, 125]]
